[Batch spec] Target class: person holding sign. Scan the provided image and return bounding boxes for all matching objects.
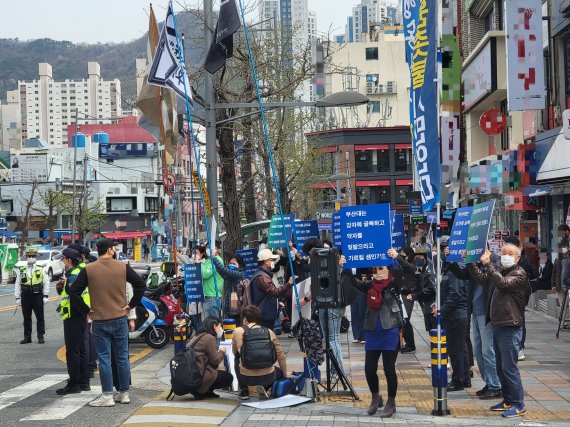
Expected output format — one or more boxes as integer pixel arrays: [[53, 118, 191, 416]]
[[467, 245, 528, 418], [212, 251, 245, 323], [193, 245, 224, 319], [407, 248, 436, 332]]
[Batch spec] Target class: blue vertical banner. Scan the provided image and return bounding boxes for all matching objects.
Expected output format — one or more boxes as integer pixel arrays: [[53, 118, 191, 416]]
[[403, 0, 441, 213], [465, 200, 496, 263], [184, 264, 203, 303], [340, 203, 392, 269], [447, 206, 473, 262], [267, 214, 295, 248], [293, 220, 320, 255], [391, 214, 406, 252], [332, 212, 342, 249], [235, 249, 257, 279]]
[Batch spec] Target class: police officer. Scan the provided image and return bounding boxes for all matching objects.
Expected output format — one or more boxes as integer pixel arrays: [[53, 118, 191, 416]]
[[56, 248, 91, 395], [14, 248, 50, 344]]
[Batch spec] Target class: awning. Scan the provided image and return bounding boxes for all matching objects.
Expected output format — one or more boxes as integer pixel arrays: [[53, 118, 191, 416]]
[[101, 231, 147, 240], [61, 233, 79, 241], [523, 185, 551, 197], [0, 229, 18, 238], [536, 127, 570, 182]]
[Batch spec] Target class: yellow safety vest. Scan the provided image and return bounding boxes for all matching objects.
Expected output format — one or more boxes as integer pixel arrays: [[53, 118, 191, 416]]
[[78, 261, 87, 269], [19, 265, 44, 286], [57, 267, 90, 321]]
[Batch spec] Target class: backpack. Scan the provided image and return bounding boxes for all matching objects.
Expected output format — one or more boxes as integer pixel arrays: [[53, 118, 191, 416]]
[[241, 325, 277, 370], [166, 334, 205, 400], [236, 277, 252, 308]]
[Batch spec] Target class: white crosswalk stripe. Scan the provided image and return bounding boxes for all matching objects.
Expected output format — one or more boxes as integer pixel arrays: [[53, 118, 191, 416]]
[[20, 386, 102, 421], [0, 374, 68, 411]]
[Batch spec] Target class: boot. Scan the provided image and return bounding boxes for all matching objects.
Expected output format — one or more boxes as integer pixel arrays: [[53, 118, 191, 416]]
[[380, 396, 396, 418], [367, 393, 383, 415]]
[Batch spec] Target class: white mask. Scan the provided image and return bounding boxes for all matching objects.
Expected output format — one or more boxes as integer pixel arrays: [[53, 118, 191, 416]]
[[270, 262, 275, 270], [216, 329, 224, 339], [563, 248, 569, 255], [501, 255, 516, 269], [27, 257, 36, 264]]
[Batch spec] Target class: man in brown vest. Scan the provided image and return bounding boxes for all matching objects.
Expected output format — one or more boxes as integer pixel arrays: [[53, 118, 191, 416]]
[[70, 238, 145, 407]]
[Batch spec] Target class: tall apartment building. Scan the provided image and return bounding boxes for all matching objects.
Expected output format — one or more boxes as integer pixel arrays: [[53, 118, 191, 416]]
[[348, 0, 399, 43], [0, 90, 22, 151], [18, 62, 122, 147]]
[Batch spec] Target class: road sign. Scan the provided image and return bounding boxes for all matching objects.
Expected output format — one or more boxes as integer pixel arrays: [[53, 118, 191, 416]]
[[162, 173, 176, 188]]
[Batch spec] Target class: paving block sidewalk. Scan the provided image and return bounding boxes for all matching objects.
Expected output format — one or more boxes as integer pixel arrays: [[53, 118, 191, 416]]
[[222, 306, 570, 426]]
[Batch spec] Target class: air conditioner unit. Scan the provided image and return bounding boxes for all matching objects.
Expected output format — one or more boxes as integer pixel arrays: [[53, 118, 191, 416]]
[[366, 82, 373, 88], [366, 87, 374, 94], [377, 84, 384, 93]]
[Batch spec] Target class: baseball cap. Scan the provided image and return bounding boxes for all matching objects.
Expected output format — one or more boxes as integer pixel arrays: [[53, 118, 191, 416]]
[[62, 248, 80, 262], [257, 248, 279, 262]]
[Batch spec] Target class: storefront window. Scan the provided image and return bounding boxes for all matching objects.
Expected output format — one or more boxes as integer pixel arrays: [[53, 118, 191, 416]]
[[394, 147, 412, 172], [395, 185, 414, 205], [316, 151, 335, 175], [317, 187, 337, 210], [355, 148, 390, 173], [356, 186, 391, 205]]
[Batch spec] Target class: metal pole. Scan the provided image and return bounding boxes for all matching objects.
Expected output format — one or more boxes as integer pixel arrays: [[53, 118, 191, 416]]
[[345, 151, 351, 205], [82, 154, 88, 245], [204, 0, 218, 236], [71, 108, 79, 244]]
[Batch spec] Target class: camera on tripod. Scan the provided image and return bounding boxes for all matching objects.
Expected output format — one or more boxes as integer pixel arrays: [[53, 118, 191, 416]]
[[310, 247, 342, 307]]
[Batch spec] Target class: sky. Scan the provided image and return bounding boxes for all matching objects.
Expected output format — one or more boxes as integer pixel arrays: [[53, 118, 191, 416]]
[[1, 0, 353, 44]]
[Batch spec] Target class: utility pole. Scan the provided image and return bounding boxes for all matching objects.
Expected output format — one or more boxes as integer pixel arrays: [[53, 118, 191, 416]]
[[71, 108, 79, 244], [82, 153, 88, 245]]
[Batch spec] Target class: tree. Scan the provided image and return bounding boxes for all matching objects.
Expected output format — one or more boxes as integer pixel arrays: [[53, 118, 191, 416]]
[[69, 189, 107, 242], [30, 187, 68, 242]]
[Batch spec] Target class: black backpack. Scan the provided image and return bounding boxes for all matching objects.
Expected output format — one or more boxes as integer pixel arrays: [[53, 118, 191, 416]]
[[241, 325, 277, 370], [166, 334, 205, 400]]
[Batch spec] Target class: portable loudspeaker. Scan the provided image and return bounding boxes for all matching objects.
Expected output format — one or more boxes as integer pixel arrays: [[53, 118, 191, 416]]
[[310, 247, 342, 306]]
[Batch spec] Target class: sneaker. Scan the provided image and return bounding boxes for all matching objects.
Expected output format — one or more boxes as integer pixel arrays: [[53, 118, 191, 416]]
[[80, 384, 91, 392], [352, 339, 360, 343], [113, 391, 130, 404], [502, 405, 526, 418], [518, 350, 526, 361], [490, 401, 511, 411], [238, 390, 250, 400], [256, 385, 269, 400], [479, 388, 502, 400], [38, 337, 45, 344], [89, 394, 115, 407], [463, 381, 472, 388], [476, 385, 489, 396], [20, 338, 32, 344], [56, 383, 81, 395], [288, 333, 295, 338], [401, 346, 416, 354], [447, 382, 464, 392]]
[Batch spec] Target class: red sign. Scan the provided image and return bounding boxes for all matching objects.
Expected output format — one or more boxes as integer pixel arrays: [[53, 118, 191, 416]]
[[479, 109, 507, 136]]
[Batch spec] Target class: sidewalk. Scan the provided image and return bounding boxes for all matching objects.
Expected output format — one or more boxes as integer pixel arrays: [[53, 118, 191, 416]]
[[221, 305, 570, 426]]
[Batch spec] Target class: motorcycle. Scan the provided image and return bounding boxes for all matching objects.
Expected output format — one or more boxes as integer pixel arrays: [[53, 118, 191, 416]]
[[130, 296, 170, 349]]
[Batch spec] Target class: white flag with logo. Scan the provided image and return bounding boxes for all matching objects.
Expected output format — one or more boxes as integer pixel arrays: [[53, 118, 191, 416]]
[[148, 3, 193, 103]]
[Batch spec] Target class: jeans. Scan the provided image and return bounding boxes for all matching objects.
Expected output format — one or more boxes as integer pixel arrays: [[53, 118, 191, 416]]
[[203, 296, 221, 319], [493, 325, 524, 406], [350, 292, 366, 341], [472, 314, 501, 390], [364, 349, 398, 396], [93, 317, 130, 394], [319, 306, 345, 374]]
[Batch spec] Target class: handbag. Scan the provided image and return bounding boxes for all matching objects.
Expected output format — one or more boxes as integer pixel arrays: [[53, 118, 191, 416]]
[[229, 291, 239, 315]]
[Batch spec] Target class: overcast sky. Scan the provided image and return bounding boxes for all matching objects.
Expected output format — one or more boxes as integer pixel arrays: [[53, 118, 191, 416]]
[[1, 0, 354, 44]]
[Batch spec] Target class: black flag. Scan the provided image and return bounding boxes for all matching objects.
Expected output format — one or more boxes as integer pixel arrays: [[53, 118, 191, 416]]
[[204, 0, 241, 74]]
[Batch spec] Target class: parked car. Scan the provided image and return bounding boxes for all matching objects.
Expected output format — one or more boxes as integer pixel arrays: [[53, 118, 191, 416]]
[[12, 250, 65, 282]]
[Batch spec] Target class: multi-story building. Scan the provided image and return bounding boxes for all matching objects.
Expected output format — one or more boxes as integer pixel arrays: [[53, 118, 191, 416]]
[[0, 90, 22, 151], [18, 62, 122, 148], [348, 0, 399, 43]]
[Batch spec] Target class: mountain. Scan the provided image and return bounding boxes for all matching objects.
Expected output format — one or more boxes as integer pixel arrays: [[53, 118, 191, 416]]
[[0, 11, 205, 107]]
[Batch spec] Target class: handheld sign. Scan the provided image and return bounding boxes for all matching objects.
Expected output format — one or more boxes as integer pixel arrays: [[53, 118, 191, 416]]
[[447, 206, 473, 262], [465, 200, 496, 263], [235, 249, 257, 279], [391, 214, 406, 252], [294, 220, 319, 255], [332, 212, 342, 249], [340, 203, 392, 269], [267, 214, 295, 248], [184, 264, 203, 303]]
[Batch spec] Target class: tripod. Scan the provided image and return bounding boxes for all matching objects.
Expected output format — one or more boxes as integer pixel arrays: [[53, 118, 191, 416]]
[[319, 304, 359, 400], [556, 287, 570, 339]]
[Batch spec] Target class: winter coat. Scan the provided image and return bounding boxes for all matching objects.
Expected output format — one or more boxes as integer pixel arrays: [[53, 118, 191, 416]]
[[440, 260, 469, 320], [189, 332, 225, 394], [212, 257, 244, 316]]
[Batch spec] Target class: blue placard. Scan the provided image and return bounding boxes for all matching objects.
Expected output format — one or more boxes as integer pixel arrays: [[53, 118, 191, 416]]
[[332, 212, 342, 249], [409, 199, 423, 216], [465, 200, 496, 263], [267, 214, 295, 248], [184, 264, 203, 303], [391, 214, 406, 252], [426, 211, 437, 224], [294, 220, 320, 255], [235, 249, 257, 279], [447, 206, 473, 262], [340, 203, 392, 269]]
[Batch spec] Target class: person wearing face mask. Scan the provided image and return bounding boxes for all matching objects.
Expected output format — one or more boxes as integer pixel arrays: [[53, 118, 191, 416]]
[[250, 248, 293, 329], [15, 248, 50, 344], [467, 244, 528, 418], [552, 241, 570, 326], [407, 248, 436, 332], [194, 244, 225, 319], [212, 252, 245, 323], [187, 316, 233, 399], [530, 248, 552, 292]]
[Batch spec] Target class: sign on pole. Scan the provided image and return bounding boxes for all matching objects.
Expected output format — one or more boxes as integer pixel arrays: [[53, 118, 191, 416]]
[[332, 212, 342, 249], [235, 249, 257, 279], [184, 264, 203, 303], [293, 220, 320, 255], [447, 206, 473, 262], [391, 214, 406, 252], [340, 203, 392, 269], [465, 200, 496, 263], [267, 214, 295, 248]]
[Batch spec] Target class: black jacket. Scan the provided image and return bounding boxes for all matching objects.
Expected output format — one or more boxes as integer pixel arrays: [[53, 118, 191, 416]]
[[440, 259, 469, 320]]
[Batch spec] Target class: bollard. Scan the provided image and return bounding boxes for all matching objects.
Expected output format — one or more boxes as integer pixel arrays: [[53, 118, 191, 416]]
[[172, 314, 187, 355], [430, 328, 450, 416], [223, 318, 236, 341]]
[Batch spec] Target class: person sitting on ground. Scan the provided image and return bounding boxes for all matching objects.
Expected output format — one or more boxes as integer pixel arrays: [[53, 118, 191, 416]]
[[232, 305, 290, 400], [187, 316, 233, 400]]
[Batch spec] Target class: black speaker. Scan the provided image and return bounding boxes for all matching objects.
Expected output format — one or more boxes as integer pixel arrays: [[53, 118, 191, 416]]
[[310, 247, 342, 306]]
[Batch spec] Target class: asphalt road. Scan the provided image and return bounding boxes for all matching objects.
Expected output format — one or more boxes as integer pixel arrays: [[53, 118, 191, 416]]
[[0, 278, 166, 427]]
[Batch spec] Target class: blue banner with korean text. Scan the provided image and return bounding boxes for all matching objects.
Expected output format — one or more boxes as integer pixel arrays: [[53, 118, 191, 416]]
[[340, 204, 392, 269], [391, 214, 406, 252], [235, 249, 257, 279], [294, 220, 320, 255], [403, 0, 441, 213], [465, 200, 496, 263], [267, 214, 295, 249], [332, 212, 342, 249], [184, 264, 203, 303], [447, 206, 473, 262]]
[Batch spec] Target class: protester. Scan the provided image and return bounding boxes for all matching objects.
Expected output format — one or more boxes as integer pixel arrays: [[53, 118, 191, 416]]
[[194, 244, 224, 319], [559, 224, 570, 246], [187, 316, 233, 399], [467, 244, 527, 418], [524, 237, 540, 271], [69, 238, 145, 407], [250, 248, 293, 329], [407, 248, 436, 332], [530, 248, 553, 292], [552, 241, 570, 326], [232, 305, 289, 400], [351, 268, 370, 344], [14, 247, 50, 344], [349, 256, 405, 418], [396, 247, 417, 354], [212, 251, 245, 322]]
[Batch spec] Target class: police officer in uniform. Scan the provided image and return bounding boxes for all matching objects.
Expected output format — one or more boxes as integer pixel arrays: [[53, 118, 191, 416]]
[[56, 248, 91, 395], [14, 248, 50, 344]]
